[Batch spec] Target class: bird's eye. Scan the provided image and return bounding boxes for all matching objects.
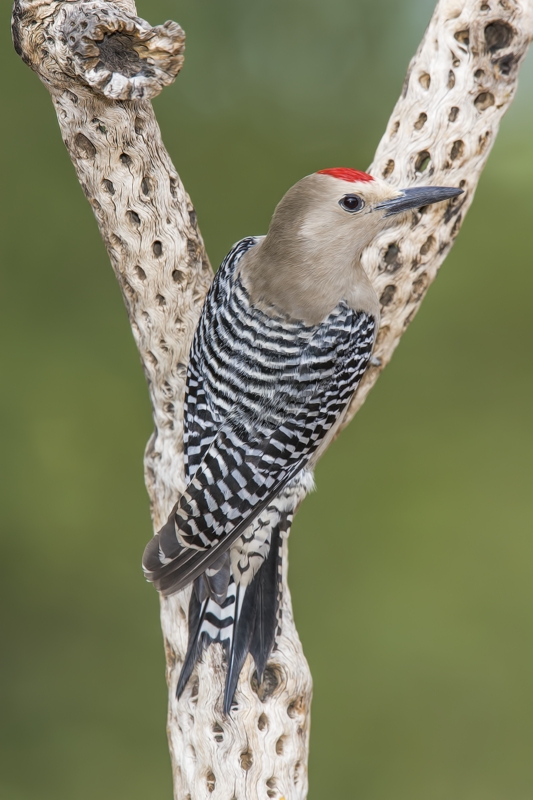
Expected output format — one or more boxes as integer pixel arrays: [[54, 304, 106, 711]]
[[339, 194, 364, 213]]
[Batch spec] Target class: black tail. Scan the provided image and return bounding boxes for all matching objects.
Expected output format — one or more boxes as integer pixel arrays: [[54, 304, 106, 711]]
[[177, 524, 284, 715]]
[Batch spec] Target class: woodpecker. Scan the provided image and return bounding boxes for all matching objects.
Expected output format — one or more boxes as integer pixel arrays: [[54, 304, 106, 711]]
[[143, 168, 462, 713]]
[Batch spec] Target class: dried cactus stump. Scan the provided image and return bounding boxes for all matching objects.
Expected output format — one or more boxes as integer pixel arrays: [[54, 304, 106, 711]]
[[12, 0, 533, 798]]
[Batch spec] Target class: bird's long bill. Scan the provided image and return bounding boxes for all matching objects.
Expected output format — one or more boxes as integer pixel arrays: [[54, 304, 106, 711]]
[[375, 186, 463, 216]]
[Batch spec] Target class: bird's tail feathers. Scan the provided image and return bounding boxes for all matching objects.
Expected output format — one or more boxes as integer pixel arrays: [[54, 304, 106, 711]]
[[177, 526, 284, 715]]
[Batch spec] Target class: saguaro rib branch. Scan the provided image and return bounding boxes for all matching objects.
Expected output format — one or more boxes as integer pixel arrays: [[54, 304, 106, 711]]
[[12, 0, 533, 798]]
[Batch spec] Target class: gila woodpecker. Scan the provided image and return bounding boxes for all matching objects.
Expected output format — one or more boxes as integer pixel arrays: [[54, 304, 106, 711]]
[[143, 168, 462, 713]]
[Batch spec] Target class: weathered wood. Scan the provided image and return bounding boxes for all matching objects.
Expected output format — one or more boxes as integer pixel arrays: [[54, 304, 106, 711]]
[[343, 0, 533, 432], [12, 0, 533, 798]]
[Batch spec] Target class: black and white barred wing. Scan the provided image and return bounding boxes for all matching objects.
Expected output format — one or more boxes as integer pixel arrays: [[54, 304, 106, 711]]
[[182, 237, 261, 482], [143, 304, 376, 596]]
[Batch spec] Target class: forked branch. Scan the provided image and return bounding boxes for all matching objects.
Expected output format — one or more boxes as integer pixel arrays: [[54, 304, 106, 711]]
[[12, 0, 533, 798]]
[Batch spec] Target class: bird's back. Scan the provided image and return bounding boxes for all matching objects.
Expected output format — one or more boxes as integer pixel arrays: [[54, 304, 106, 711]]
[[144, 235, 377, 712]]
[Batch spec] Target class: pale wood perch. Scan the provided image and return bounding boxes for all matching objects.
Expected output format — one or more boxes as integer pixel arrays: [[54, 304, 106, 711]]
[[12, 0, 533, 797]]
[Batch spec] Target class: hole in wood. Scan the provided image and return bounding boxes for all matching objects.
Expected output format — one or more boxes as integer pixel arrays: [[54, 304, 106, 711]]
[[287, 696, 306, 718], [475, 91, 495, 111], [110, 233, 126, 254], [97, 32, 156, 79], [187, 238, 199, 261], [485, 21, 514, 52], [418, 72, 430, 89], [442, 190, 463, 224], [206, 771, 216, 793], [411, 272, 429, 301], [275, 736, 285, 755], [454, 29, 470, 46], [450, 140, 464, 160], [172, 269, 185, 283], [448, 70, 455, 89], [478, 131, 491, 153], [153, 241, 163, 257], [74, 133, 96, 159], [120, 153, 132, 166], [240, 750, 253, 771], [251, 665, 282, 701], [449, 106, 459, 121], [134, 265, 146, 280], [420, 235, 435, 255], [141, 177, 151, 196], [414, 151, 430, 173], [384, 243, 402, 272], [414, 112, 427, 130], [382, 159, 395, 178], [380, 285, 396, 306], [156, 294, 166, 306], [258, 713, 268, 731], [496, 54, 515, 76], [103, 179, 115, 195], [127, 210, 141, 226]]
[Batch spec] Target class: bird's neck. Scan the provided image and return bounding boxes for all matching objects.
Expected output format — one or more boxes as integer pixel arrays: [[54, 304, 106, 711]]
[[239, 235, 379, 326]]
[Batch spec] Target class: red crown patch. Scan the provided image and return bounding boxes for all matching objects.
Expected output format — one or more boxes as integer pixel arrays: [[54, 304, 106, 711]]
[[317, 168, 374, 183]]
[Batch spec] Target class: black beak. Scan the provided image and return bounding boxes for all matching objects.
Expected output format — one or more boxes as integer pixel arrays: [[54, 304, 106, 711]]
[[375, 186, 463, 217]]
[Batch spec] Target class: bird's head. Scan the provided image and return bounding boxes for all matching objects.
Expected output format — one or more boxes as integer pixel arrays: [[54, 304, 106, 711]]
[[267, 168, 463, 252], [241, 168, 462, 325]]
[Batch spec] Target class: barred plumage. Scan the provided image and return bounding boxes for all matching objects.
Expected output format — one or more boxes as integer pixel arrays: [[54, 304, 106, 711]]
[[144, 235, 376, 711], [142, 169, 461, 714]]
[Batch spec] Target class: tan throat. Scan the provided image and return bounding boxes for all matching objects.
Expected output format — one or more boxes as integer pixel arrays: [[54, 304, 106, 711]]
[[238, 237, 380, 326]]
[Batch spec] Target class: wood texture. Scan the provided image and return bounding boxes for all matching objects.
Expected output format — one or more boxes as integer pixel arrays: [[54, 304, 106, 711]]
[[12, 0, 532, 798], [345, 0, 533, 430]]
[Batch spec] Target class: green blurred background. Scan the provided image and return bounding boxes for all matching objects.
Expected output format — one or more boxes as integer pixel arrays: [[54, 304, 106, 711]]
[[1, 1, 532, 798]]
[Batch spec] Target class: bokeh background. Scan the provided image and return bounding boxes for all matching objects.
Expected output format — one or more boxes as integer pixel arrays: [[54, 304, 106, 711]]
[[1, 1, 532, 798]]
